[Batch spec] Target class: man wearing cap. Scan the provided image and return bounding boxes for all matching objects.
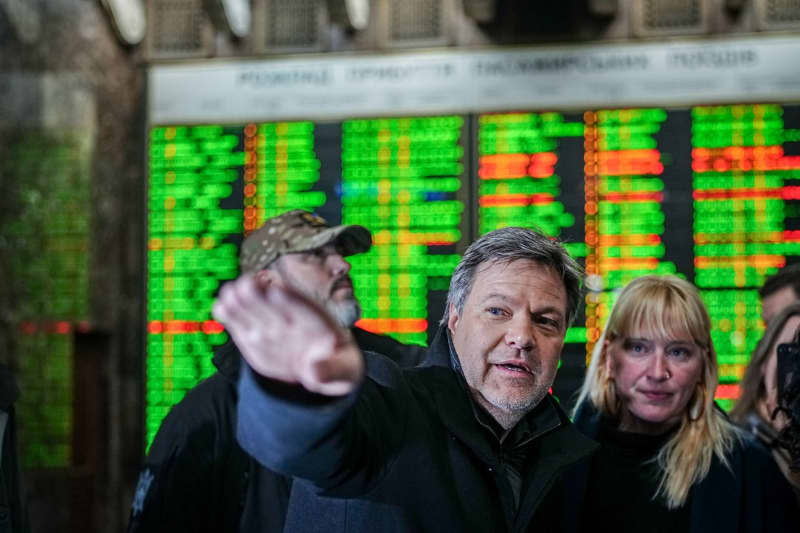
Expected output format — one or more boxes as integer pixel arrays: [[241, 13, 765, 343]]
[[127, 210, 427, 533]]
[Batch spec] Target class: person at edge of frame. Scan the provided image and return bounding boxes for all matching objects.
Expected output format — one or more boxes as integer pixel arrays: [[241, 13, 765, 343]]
[[760, 263, 800, 324], [731, 302, 800, 505], [126, 209, 428, 533], [0, 364, 29, 533], [214, 226, 598, 532]]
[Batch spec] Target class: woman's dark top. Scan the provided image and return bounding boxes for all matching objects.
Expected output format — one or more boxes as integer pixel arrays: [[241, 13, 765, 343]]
[[579, 419, 689, 533], [564, 402, 800, 533]]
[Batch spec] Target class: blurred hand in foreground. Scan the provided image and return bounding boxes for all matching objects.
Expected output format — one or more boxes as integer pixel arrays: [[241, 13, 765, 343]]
[[212, 274, 364, 396]]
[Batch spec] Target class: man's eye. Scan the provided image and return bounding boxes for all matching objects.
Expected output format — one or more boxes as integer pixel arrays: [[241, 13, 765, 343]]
[[535, 316, 559, 329], [486, 307, 505, 316]]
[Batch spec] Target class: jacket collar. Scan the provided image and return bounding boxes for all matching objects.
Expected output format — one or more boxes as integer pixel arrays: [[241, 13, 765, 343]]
[[426, 325, 597, 524], [212, 340, 242, 382], [421, 325, 454, 368]]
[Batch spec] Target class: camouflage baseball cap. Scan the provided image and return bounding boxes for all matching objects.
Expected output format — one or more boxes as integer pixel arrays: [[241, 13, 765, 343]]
[[239, 209, 371, 273]]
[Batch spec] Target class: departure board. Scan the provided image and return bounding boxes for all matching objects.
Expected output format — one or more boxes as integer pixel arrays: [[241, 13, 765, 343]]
[[145, 116, 470, 446], [147, 125, 241, 444], [583, 108, 684, 358], [146, 103, 800, 443], [692, 104, 800, 409], [244, 121, 326, 232], [342, 116, 466, 345]]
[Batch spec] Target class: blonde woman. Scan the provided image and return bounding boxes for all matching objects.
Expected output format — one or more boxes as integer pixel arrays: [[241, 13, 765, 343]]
[[731, 301, 800, 501], [561, 275, 798, 533]]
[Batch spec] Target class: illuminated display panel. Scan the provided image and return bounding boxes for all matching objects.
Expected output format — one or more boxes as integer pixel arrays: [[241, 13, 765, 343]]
[[584, 108, 682, 357], [342, 116, 466, 345], [245, 121, 325, 233], [146, 104, 800, 444], [138, 37, 800, 448], [146, 116, 469, 446], [692, 104, 800, 409], [147, 125, 241, 446]]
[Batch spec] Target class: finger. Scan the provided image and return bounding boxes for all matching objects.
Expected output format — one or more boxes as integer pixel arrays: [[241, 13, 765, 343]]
[[304, 347, 364, 396], [224, 275, 287, 336], [303, 343, 364, 394], [215, 279, 289, 364], [213, 277, 259, 330], [229, 275, 273, 331], [310, 352, 363, 385]]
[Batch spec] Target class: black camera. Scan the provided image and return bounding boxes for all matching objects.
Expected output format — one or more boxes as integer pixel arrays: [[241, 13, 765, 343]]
[[776, 341, 800, 472]]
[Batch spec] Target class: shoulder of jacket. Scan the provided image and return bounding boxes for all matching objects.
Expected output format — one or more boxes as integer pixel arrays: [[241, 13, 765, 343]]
[[149, 372, 237, 450]]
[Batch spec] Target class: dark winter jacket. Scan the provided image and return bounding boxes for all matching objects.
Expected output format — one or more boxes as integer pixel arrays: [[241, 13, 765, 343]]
[[237, 326, 598, 533], [559, 402, 800, 533], [126, 327, 427, 533]]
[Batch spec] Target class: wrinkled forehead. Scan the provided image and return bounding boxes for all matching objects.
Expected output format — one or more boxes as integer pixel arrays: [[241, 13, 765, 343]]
[[473, 259, 565, 294], [475, 257, 561, 282]]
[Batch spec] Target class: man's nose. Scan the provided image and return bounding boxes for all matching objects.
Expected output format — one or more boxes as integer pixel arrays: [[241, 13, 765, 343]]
[[505, 316, 534, 352], [326, 253, 350, 276]]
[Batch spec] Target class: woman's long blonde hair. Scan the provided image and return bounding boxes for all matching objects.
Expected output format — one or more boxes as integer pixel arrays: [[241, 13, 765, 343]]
[[573, 275, 740, 509], [730, 301, 800, 423]]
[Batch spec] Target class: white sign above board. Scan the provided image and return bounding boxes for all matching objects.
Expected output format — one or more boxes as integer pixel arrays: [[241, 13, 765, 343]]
[[149, 36, 800, 125]]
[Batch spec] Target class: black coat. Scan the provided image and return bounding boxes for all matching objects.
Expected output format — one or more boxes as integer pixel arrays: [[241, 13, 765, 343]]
[[559, 403, 800, 533], [126, 327, 427, 533], [237, 326, 598, 533]]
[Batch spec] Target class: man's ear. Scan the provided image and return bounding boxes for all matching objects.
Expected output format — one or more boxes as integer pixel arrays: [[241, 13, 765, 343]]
[[447, 303, 460, 336]]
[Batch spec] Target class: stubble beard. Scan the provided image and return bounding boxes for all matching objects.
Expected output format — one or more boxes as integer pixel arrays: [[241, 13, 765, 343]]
[[325, 296, 361, 329], [477, 368, 555, 429], [487, 382, 549, 414], [275, 262, 361, 329]]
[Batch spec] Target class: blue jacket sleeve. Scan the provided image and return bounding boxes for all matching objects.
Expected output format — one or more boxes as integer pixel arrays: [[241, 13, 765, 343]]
[[236, 354, 409, 495]]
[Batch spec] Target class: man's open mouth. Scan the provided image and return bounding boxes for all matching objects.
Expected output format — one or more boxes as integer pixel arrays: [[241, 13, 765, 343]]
[[495, 362, 533, 375], [332, 278, 353, 292]]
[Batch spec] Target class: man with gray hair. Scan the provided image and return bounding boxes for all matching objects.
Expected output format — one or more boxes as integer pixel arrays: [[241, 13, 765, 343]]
[[214, 226, 596, 532]]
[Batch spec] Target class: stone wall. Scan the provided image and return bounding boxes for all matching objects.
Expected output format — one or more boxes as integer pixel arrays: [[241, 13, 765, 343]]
[[0, 1, 144, 530]]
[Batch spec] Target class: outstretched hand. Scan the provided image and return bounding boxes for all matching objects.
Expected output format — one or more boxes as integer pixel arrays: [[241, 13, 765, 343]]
[[212, 274, 364, 396]]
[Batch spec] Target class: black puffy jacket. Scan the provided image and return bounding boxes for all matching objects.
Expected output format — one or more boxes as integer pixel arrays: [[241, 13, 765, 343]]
[[126, 328, 427, 533]]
